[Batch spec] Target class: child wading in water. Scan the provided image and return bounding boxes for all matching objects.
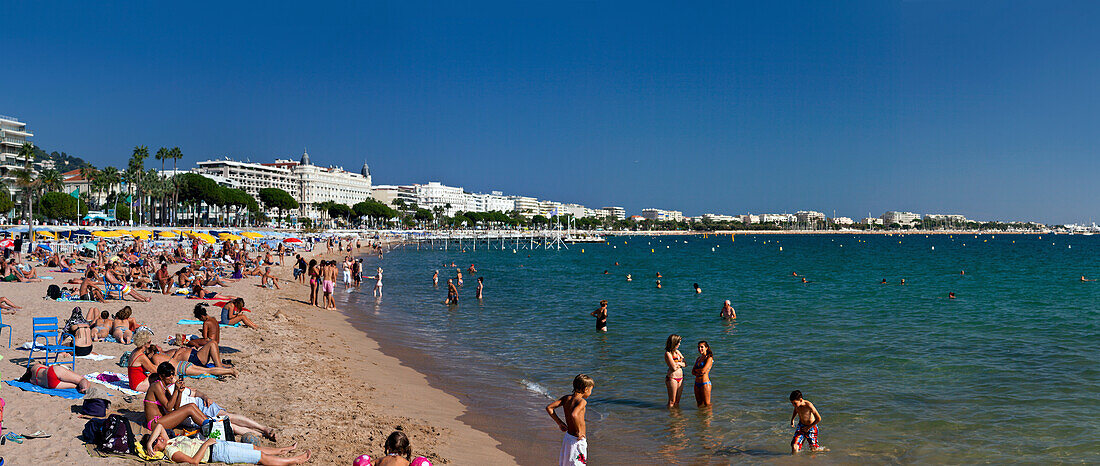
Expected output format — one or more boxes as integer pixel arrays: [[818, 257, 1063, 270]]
[[546, 374, 594, 466], [789, 390, 825, 454]]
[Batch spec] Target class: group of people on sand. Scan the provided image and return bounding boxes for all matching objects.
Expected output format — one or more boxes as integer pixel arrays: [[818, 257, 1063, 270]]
[[5, 232, 319, 464]]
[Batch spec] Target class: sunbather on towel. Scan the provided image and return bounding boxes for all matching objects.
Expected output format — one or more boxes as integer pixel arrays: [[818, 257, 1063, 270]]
[[64, 307, 97, 356], [19, 362, 91, 393], [150, 343, 237, 378]]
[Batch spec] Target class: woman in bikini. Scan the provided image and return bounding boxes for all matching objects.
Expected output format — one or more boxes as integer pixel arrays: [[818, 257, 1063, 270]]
[[19, 362, 91, 392], [664, 334, 687, 408], [143, 362, 211, 432], [129, 332, 162, 391], [308, 259, 320, 307], [692, 340, 714, 407], [92, 309, 114, 341], [112, 306, 137, 344]]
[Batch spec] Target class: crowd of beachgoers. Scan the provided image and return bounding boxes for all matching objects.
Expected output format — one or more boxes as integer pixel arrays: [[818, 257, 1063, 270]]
[[0, 230, 437, 465]]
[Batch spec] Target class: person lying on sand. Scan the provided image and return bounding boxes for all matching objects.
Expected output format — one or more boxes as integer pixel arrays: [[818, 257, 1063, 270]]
[[19, 362, 91, 393], [0, 296, 22, 314], [189, 283, 235, 301], [112, 306, 137, 344], [64, 307, 98, 356], [91, 309, 113, 341], [144, 423, 309, 465]]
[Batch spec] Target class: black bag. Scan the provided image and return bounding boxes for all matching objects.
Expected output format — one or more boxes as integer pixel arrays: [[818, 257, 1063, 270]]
[[81, 418, 107, 443], [46, 284, 62, 300], [95, 414, 135, 454], [201, 417, 236, 442]]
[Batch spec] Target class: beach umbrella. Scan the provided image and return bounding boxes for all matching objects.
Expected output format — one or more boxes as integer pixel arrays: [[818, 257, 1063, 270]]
[[5, 226, 29, 233], [91, 231, 113, 238], [73, 229, 92, 236], [192, 232, 217, 244], [219, 233, 242, 241], [35, 231, 57, 239], [36, 243, 52, 251], [158, 231, 177, 238], [240, 232, 264, 239], [80, 241, 98, 251], [0, 239, 12, 249], [283, 238, 303, 244]]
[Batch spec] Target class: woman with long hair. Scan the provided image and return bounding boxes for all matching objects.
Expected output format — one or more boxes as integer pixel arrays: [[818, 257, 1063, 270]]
[[664, 334, 686, 408], [692, 340, 714, 407]]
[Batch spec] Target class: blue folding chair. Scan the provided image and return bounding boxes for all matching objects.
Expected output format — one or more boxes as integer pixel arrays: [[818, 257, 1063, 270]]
[[104, 277, 125, 300], [30, 317, 76, 370], [0, 312, 11, 348]]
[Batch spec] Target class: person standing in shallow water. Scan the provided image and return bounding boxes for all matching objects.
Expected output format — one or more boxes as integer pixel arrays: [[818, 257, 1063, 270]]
[[692, 341, 713, 407], [664, 334, 686, 408], [590, 300, 608, 332]]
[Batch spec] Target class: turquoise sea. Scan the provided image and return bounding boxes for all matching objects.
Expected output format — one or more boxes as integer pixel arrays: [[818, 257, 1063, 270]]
[[341, 233, 1099, 464]]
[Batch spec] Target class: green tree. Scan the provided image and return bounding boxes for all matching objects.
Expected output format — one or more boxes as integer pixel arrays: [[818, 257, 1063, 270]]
[[37, 168, 64, 193], [258, 187, 299, 225], [39, 191, 87, 220], [0, 185, 14, 213]]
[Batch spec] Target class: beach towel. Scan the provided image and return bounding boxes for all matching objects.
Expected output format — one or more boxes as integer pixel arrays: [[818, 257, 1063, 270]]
[[5, 380, 85, 399], [176, 319, 241, 328], [56, 298, 101, 303], [183, 373, 217, 379], [76, 354, 115, 361], [83, 371, 142, 396], [39, 276, 55, 280]]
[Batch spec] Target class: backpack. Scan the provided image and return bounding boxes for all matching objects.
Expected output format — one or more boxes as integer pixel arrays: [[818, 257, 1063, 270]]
[[46, 284, 62, 300], [95, 414, 135, 454]]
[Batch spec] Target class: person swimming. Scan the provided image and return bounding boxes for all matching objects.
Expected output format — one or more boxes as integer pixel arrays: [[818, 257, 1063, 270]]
[[693, 283, 701, 294], [801, 277, 808, 284], [626, 274, 632, 282], [948, 292, 956, 299], [720, 300, 736, 319], [656, 279, 662, 289], [880, 278, 887, 284]]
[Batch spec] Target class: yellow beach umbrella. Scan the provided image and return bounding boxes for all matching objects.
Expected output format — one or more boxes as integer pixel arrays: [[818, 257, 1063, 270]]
[[240, 232, 264, 239], [35, 231, 57, 239], [92, 231, 113, 238], [158, 231, 177, 238], [219, 233, 242, 241], [192, 232, 217, 244]]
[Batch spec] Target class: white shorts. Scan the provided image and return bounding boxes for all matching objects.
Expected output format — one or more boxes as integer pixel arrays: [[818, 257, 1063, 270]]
[[342, 271, 351, 283], [559, 433, 588, 466]]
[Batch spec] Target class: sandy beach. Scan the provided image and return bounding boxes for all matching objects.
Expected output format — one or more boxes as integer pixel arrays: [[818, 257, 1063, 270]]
[[0, 243, 516, 464]]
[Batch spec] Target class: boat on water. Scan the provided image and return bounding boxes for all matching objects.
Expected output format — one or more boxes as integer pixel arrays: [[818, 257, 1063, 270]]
[[563, 234, 606, 243]]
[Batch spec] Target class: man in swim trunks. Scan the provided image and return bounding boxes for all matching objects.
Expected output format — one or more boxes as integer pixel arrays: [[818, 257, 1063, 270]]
[[789, 390, 824, 453], [322, 261, 337, 310]]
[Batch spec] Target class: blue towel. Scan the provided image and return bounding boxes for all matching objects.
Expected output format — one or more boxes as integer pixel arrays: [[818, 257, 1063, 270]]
[[183, 373, 217, 379], [5, 380, 85, 399], [176, 319, 241, 328]]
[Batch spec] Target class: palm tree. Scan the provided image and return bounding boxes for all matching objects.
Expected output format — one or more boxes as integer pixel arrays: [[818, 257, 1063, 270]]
[[80, 166, 100, 209], [127, 146, 149, 223], [100, 166, 122, 220], [154, 148, 169, 222], [169, 147, 183, 225], [37, 169, 64, 193]]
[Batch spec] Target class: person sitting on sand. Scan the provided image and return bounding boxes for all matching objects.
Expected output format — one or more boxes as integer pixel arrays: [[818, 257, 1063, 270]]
[[221, 298, 258, 329], [78, 269, 106, 302], [112, 306, 137, 344], [143, 362, 212, 432], [260, 267, 281, 289], [155, 263, 173, 294], [18, 362, 91, 393], [143, 423, 310, 465], [165, 383, 278, 441], [185, 304, 222, 346], [129, 332, 160, 391], [359, 431, 417, 466], [0, 296, 22, 314]]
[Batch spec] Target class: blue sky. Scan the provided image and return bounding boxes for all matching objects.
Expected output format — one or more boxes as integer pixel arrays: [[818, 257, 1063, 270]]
[[5, 1, 1098, 223]]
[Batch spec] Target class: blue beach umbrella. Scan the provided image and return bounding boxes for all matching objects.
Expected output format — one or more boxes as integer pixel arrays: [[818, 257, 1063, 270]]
[[80, 241, 98, 251]]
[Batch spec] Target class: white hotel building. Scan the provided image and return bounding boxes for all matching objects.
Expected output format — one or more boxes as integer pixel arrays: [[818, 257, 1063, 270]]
[[194, 150, 372, 221], [1, 114, 56, 196]]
